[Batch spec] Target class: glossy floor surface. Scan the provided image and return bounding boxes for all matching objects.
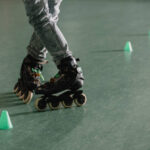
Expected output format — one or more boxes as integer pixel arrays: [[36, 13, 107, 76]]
[[0, 0, 150, 150]]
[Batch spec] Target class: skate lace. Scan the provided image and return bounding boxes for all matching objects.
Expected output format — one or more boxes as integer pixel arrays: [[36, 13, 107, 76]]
[[32, 68, 44, 81], [54, 73, 60, 78], [50, 72, 64, 83]]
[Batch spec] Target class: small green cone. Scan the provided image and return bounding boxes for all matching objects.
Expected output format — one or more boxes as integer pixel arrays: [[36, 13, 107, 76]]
[[0, 110, 13, 130], [124, 41, 133, 52]]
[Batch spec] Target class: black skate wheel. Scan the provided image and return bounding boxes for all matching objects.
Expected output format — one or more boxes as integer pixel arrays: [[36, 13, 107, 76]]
[[48, 100, 60, 110], [16, 84, 23, 97], [19, 93, 25, 100], [16, 90, 22, 96], [14, 83, 19, 93], [19, 89, 25, 99], [61, 95, 73, 108], [35, 97, 47, 111], [23, 91, 33, 104], [14, 79, 21, 94], [15, 80, 23, 96], [15, 84, 21, 96], [74, 93, 87, 107], [14, 86, 19, 94]]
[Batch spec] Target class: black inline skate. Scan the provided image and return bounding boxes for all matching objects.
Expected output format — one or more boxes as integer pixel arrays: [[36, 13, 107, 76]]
[[35, 56, 87, 111], [14, 55, 47, 104]]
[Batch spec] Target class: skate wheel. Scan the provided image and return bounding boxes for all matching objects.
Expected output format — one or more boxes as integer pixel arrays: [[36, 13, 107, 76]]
[[14, 80, 20, 93], [35, 97, 47, 111], [16, 90, 22, 97], [23, 91, 33, 104], [48, 100, 60, 110], [61, 96, 73, 108], [74, 93, 87, 107], [15, 86, 21, 95], [15, 80, 22, 95], [14, 84, 18, 93], [18, 89, 25, 99], [19, 93, 25, 100], [15, 85, 22, 96], [14, 86, 19, 94]]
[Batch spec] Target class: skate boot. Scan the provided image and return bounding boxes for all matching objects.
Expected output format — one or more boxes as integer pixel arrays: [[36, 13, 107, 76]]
[[14, 55, 46, 104], [35, 56, 87, 111]]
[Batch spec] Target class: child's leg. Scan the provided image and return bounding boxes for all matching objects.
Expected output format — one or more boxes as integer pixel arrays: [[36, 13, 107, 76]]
[[26, 0, 61, 61], [21, 0, 85, 108], [27, 32, 47, 61], [23, 0, 72, 65], [48, 0, 62, 23]]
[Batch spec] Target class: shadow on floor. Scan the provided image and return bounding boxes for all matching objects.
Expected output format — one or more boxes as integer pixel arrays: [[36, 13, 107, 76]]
[[122, 33, 148, 37], [92, 49, 124, 53], [10, 110, 39, 117], [0, 92, 14, 95], [0, 92, 24, 108], [0, 92, 16, 99], [11, 107, 86, 149], [10, 105, 86, 117]]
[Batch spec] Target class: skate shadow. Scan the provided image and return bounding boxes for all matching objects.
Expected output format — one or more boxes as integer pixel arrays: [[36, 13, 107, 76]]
[[93, 49, 124, 53], [123, 33, 148, 37], [10, 110, 39, 117], [10, 107, 86, 148], [0, 92, 17, 99], [0, 92, 24, 108], [46, 108, 86, 145], [0, 92, 14, 95]]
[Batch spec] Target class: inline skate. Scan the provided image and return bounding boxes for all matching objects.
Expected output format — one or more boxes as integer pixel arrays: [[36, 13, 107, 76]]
[[14, 55, 46, 104], [35, 56, 87, 111]]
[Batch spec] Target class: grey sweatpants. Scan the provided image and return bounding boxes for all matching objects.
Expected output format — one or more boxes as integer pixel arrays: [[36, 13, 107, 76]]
[[23, 0, 72, 65]]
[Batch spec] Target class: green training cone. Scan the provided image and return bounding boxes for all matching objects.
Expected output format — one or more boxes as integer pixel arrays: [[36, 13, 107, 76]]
[[0, 110, 13, 130], [124, 41, 133, 52]]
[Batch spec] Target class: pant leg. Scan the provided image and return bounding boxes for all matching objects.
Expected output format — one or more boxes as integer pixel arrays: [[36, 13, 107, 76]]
[[23, 0, 72, 65], [27, 0, 60, 61], [27, 32, 48, 61], [48, 0, 61, 23]]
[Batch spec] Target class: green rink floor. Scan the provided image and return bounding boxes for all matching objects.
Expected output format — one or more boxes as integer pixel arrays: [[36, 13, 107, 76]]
[[1, 0, 150, 150]]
